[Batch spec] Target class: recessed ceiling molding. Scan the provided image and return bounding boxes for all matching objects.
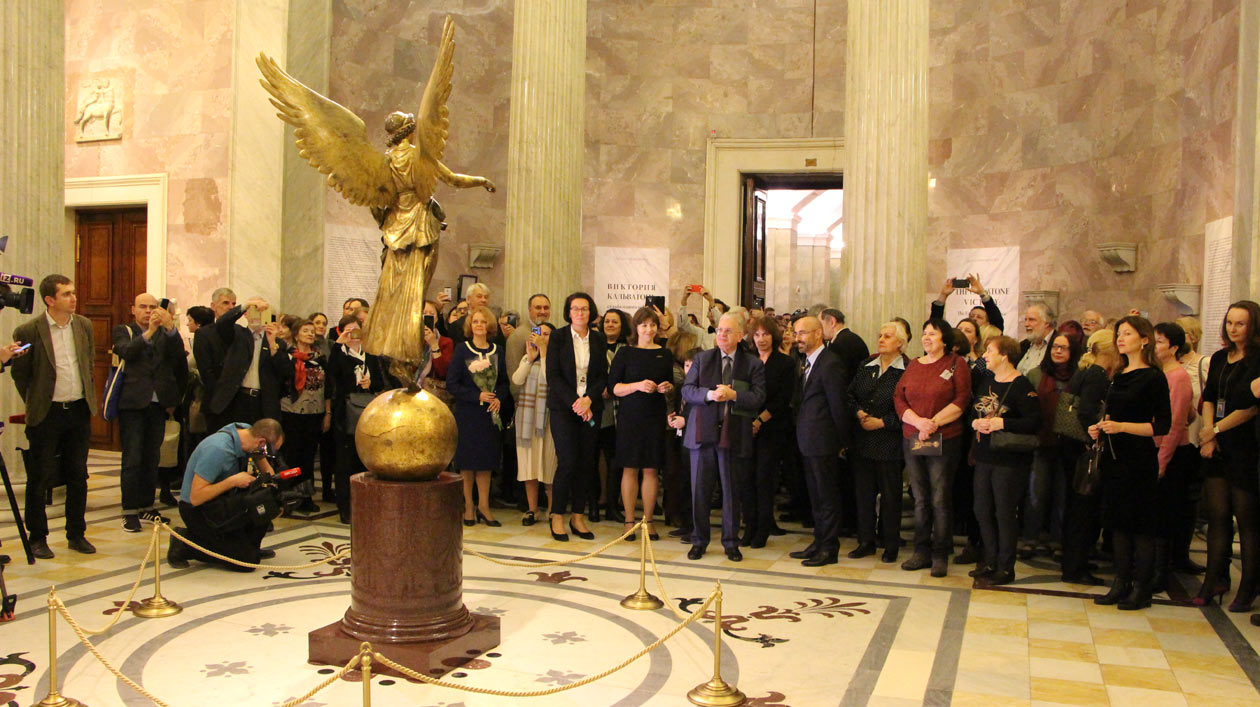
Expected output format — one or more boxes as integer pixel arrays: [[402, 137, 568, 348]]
[[1098, 242, 1138, 273], [1158, 284, 1201, 315]]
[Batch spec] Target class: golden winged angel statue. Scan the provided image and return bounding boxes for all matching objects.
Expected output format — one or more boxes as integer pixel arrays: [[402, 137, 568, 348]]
[[256, 16, 495, 385]]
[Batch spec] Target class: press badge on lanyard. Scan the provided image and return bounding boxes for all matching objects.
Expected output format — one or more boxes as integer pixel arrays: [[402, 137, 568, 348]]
[[1217, 397, 1227, 420], [940, 369, 953, 381]]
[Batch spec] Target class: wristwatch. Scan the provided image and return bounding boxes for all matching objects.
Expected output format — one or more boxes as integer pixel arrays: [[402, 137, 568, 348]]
[[1213, 424, 1220, 435]]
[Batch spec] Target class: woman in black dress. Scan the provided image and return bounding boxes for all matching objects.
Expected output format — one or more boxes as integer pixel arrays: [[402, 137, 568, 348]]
[[609, 307, 675, 541], [1089, 316, 1171, 610], [970, 335, 1041, 586], [745, 315, 794, 549], [447, 306, 513, 528], [847, 322, 909, 562], [1195, 300, 1260, 608]]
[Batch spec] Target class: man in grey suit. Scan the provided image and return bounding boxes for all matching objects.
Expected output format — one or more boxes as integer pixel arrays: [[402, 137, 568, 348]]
[[11, 274, 99, 559]]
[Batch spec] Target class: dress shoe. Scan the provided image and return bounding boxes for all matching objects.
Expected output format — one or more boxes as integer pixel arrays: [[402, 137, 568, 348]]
[[725, 548, 742, 562], [569, 519, 594, 540], [623, 521, 637, 542], [739, 535, 752, 547], [167, 537, 189, 568], [1094, 579, 1132, 606], [295, 499, 320, 514], [930, 558, 948, 578], [789, 546, 819, 560], [749, 538, 767, 549], [476, 509, 501, 527], [847, 543, 876, 559], [31, 539, 54, 560], [1118, 584, 1153, 611], [987, 570, 1016, 586], [159, 489, 179, 508], [880, 549, 898, 563], [1251, 613, 1260, 627], [68, 537, 96, 554], [954, 544, 979, 565], [688, 546, 704, 561], [588, 505, 602, 523], [258, 548, 276, 560], [522, 511, 537, 526], [1061, 572, 1105, 586], [463, 517, 476, 527], [802, 551, 838, 567], [901, 555, 931, 571], [668, 527, 690, 538], [968, 564, 995, 578], [646, 523, 660, 542]]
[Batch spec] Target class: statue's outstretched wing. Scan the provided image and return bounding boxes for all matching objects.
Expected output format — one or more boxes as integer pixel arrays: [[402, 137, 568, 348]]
[[257, 53, 396, 208], [414, 17, 455, 172]]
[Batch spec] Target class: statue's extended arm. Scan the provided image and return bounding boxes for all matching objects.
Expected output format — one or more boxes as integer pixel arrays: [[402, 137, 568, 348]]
[[437, 161, 495, 192]]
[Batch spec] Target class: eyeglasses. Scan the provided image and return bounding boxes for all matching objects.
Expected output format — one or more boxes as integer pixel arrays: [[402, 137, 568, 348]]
[[1051, 344, 1070, 352], [570, 306, 589, 313]]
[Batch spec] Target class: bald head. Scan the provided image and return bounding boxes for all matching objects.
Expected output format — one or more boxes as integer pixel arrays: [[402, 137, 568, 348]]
[[792, 316, 825, 355], [132, 293, 161, 328]]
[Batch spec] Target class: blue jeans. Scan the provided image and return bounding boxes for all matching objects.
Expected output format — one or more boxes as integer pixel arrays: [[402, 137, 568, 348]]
[[904, 436, 960, 559]]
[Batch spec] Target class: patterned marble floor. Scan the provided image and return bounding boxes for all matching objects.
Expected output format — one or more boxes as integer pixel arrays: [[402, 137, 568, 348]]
[[1, 452, 1258, 706]]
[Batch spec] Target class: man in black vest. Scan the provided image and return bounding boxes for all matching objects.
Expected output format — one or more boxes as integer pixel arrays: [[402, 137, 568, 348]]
[[114, 293, 189, 532]]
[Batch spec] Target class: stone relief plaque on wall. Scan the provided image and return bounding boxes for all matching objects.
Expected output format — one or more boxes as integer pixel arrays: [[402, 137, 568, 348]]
[[73, 77, 123, 142]]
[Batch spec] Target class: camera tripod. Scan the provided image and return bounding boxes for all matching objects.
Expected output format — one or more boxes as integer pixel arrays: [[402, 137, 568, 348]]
[[0, 420, 33, 621]]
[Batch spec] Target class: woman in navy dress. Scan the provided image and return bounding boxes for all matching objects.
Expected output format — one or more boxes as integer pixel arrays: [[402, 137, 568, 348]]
[[447, 305, 513, 527], [608, 307, 675, 540]]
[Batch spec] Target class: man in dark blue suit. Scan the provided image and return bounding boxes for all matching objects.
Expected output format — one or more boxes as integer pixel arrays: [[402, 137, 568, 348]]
[[681, 313, 765, 562], [788, 316, 851, 566]]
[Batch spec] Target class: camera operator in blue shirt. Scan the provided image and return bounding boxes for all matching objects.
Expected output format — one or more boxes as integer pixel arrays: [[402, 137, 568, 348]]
[[167, 418, 284, 571]]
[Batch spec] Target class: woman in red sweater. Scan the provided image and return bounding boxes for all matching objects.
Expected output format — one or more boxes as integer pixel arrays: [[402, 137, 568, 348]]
[[894, 318, 972, 577]]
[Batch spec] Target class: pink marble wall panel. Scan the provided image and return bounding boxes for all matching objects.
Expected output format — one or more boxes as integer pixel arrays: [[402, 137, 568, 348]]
[[65, 0, 235, 314], [584, 0, 846, 304], [328, 0, 513, 306], [928, 0, 1239, 326]]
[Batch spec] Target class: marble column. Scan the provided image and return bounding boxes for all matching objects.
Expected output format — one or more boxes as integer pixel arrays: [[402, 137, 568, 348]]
[[0, 0, 66, 473], [502, 0, 586, 312], [1235, 0, 1260, 299], [840, 0, 929, 343]]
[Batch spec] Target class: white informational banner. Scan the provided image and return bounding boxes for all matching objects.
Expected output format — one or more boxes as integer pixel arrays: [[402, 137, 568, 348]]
[[944, 246, 1021, 337], [593, 246, 670, 315], [324, 224, 383, 318], [1201, 216, 1233, 358]]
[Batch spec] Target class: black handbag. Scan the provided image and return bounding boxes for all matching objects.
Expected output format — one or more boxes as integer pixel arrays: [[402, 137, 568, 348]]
[[1052, 391, 1090, 443], [344, 391, 377, 432], [990, 430, 1039, 453]]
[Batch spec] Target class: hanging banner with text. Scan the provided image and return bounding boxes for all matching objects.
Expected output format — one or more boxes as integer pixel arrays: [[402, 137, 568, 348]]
[[324, 224, 384, 318], [1201, 216, 1233, 358], [944, 246, 1021, 337], [593, 246, 670, 315]]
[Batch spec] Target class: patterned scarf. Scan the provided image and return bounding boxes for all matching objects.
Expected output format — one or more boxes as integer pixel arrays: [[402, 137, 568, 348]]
[[515, 358, 549, 446], [293, 349, 311, 392]]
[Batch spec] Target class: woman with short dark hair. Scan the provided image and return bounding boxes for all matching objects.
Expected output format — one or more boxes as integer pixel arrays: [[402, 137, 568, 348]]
[[547, 292, 607, 541], [1089, 316, 1171, 610], [609, 307, 675, 540], [970, 335, 1040, 585], [894, 318, 972, 577], [593, 308, 632, 522]]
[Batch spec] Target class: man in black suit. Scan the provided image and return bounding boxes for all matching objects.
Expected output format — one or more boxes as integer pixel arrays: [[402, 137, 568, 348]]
[[788, 316, 851, 566], [11, 275, 98, 559], [681, 313, 766, 562], [192, 287, 236, 417], [821, 308, 869, 375], [199, 295, 281, 431], [114, 293, 189, 533]]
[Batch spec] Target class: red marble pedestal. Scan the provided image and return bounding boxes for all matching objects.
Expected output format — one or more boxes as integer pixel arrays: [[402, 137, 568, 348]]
[[308, 472, 500, 678]]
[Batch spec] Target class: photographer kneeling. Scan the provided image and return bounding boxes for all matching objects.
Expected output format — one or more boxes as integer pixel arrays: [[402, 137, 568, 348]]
[[168, 419, 285, 571]]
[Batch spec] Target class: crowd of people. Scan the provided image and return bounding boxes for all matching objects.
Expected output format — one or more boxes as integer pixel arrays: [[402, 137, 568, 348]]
[[9, 273, 1260, 622]]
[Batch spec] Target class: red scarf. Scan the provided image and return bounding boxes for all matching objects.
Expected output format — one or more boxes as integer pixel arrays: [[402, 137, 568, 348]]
[[293, 349, 311, 392]]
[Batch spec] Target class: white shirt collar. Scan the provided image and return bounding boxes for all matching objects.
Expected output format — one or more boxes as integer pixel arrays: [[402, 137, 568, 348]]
[[805, 345, 824, 367], [45, 311, 71, 329], [865, 355, 906, 370]]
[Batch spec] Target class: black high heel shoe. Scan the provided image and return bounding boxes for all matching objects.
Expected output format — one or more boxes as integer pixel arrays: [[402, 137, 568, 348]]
[[463, 513, 476, 527], [624, 521, 637, 542], [550, 515, 569, 542], [476, 509, 501, 528], [570, 519, 595, 540], [1095, 579, 1132, 606], [1229, 590, 1256, 613]]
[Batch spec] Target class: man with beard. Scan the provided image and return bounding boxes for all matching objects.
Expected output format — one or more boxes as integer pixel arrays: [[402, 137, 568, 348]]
[[1016, 303, 1056, 375]]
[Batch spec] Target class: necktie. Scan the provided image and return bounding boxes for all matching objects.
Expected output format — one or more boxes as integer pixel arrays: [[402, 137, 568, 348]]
[[719, 354, 733, 447], [802, 357, 812, 387]]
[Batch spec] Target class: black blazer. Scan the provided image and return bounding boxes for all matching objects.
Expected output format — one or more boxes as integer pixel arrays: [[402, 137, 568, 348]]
[[546, 325, 608, 418], [326, 345, 394, 432], [681, 347, 766, 458], [758, 349, 796, 436], [794, 347, 851, 457], [827, 328, 870, 378], [202, 304, 279, 416], [112, 323, 188, 410]]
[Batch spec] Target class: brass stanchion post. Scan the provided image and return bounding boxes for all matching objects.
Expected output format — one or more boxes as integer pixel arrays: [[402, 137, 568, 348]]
[[135, 524, 181, 618], [687, 582, 745, 707], [359, 643, 373, 707], [621, 520, 663, 610], [34, 590, 83, 707]]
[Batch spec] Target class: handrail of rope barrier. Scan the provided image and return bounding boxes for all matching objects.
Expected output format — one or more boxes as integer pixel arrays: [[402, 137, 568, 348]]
[[462, 518, 646, 566]]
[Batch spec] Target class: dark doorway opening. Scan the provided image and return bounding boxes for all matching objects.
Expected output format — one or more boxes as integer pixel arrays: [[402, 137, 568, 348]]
[[75, 207, 147, 450], [740, 172, 843, 311]]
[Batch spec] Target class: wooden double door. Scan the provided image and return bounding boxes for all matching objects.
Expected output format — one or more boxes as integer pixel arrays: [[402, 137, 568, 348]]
[[75, 208, 147, 450]]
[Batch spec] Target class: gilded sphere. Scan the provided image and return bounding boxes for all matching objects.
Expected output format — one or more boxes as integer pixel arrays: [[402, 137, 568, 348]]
[[354, 388, 458, 481]]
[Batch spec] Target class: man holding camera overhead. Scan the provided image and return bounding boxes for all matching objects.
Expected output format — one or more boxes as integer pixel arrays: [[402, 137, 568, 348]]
[[201, 295, 282, 431], [168, 419, 284, 571], [113, 293, 188, 533], [11, 275, 97, 559]]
